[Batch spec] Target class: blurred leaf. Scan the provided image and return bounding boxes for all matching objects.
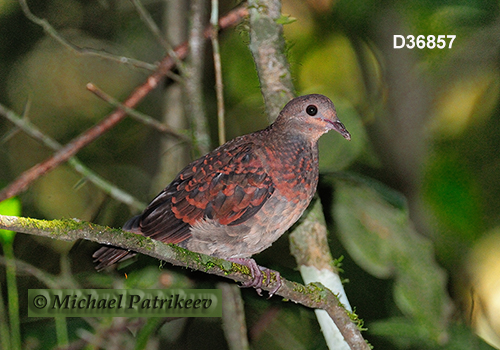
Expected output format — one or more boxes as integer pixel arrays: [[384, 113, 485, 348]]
[[22, 317, 91, 350], [371, 320, 496, 350], [440, 323, 497, 350], [466, 227, 500, 349], [333, 177, 404, 278], [369, 317, 436, 348], [276, 14, 297, 25], [225, 94, 269, 139], [430, 67, 500, 138], [333, 178, 452, 345], [0, 196, 21, 245]]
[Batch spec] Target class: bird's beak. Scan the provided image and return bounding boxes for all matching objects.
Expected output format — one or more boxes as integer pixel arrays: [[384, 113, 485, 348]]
[[323, 118, 351, 141], [331, 120, 351, 140]]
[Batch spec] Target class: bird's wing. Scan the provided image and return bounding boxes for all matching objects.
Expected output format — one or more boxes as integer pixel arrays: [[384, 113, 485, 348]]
[[132, 140, 275, 244]]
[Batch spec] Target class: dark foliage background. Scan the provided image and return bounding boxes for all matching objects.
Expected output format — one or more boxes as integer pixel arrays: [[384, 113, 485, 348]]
[[1, 0, 500, 349]]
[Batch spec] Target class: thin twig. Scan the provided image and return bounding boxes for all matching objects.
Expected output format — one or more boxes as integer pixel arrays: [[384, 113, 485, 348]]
[[18, 0, 157, 71], [211, 0, 226, 146], [0, 255, 61, 289], [0, 214, 368, 350], [0, 4, 249, 202], [86, 83, 190, 142], [0, 103, 146, 211], [130, 0, 171, 50]]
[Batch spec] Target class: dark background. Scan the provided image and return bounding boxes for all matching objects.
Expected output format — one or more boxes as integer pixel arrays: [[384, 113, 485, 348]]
[[1, 0, 499, 349]]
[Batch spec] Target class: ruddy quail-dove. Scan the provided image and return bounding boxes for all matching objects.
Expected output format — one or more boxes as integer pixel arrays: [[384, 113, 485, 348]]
[[94, 94, 351, 295]]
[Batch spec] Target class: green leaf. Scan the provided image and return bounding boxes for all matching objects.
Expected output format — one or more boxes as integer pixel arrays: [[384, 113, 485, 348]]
[[0, 197, 21, 245], [333, 178, 453, 344], [333, 177, 403, 278], [275, 14, 297, 25]]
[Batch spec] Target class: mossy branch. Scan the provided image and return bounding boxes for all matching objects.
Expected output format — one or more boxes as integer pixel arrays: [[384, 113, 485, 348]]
[[0, 214, 367, 350]]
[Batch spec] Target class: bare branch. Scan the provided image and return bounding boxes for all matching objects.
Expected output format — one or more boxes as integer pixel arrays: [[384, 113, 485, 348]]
[[18, 0, 157, 71], [86, 83, 190, 142], [0, 4, 249, 202], [0, 103, 146, 211]]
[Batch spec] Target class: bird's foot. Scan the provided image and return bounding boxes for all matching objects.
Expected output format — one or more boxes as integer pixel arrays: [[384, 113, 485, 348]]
[[228, 258, 282, 298]]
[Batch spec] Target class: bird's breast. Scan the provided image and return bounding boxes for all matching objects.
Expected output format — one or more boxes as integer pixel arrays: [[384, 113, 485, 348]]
[[263, 141, 319, 204]]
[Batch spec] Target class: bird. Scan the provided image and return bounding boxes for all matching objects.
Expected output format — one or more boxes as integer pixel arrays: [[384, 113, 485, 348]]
[[93, 94, 351, 295]]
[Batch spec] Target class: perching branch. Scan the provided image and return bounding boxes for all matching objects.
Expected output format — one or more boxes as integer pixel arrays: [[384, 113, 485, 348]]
[[0, 214, 367, 350]]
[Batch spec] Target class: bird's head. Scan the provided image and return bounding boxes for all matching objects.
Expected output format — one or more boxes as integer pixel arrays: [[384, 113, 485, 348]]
[[275, 94, 351, 142]]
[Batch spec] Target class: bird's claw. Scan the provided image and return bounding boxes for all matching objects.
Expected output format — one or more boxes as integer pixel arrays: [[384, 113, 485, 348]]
[[229, 258, 282, 298]]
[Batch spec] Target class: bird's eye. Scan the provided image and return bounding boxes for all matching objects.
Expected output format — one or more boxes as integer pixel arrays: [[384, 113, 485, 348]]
[[306, 105, 318, 116]]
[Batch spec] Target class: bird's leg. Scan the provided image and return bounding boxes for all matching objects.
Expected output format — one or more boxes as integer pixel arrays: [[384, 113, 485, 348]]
[[228, 258, 264, 295], [228, 258, 282, 297]]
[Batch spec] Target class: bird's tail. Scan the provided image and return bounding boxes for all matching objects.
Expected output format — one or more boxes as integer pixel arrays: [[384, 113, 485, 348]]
[[123, 214, 141, 231], [93, 215, 141, 271]]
